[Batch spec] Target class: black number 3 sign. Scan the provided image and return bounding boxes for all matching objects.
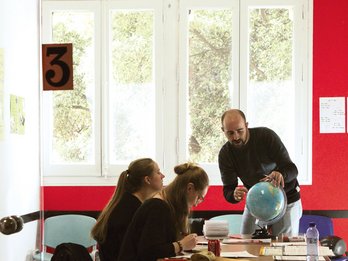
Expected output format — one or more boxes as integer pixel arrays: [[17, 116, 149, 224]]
[[42, 43, 73, 91]]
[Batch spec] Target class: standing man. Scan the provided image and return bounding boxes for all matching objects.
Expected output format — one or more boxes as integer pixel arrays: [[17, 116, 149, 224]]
[[218, 109, 302, 236]]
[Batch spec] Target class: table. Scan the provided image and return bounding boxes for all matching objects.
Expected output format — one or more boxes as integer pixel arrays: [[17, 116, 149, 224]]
[[157, 242, 271, 261], [159, 237, 331, 261]]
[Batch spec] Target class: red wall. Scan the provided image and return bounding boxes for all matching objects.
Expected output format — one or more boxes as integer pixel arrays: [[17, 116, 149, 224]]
[[43, 0, 348, 242], [309, 0, 348, 240]]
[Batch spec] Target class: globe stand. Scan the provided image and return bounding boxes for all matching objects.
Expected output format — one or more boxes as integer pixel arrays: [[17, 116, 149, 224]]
[[252, 224, 272, 239]]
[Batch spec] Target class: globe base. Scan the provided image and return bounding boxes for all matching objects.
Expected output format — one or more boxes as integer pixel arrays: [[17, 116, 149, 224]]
[[252, 225, 272, 239]]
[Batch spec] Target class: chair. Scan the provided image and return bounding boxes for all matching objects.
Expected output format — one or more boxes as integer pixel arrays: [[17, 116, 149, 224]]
[[210, 214, 243, 235], [299, 214, 334, 239], [32, 214, 98, 261], [331, 257, 348, 261]]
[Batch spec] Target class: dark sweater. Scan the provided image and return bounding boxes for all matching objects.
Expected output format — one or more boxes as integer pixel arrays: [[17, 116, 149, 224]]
[[117, 198, 177, 261], [218, 127, 300, 204], [98, 192, 141, 261]]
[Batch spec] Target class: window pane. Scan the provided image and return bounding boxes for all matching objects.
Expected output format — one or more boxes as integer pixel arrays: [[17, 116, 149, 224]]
[[109, 10, 155, 164], [50, 11, 95, 164], [187, 9, 233, 163], [247, 8, 295, 156]]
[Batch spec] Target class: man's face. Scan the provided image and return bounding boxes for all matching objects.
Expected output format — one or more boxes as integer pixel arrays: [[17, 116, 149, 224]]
[[222, 114, 249, 148]]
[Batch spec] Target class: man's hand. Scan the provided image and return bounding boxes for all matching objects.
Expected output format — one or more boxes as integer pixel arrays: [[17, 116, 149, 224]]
[[260, 171, 285, 187], [234, 186, 248, 201]]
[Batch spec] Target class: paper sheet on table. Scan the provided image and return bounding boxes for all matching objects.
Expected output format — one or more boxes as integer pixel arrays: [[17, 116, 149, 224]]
[[192, 245, 208, 252], [222, 238, 271, 244], [221, 251, 258, 258], [270, 242, 307, 246], [177, 250, 257, 259]]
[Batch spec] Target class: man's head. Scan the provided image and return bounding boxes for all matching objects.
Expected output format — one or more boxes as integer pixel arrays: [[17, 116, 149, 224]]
[[221, 109, 249, 148]]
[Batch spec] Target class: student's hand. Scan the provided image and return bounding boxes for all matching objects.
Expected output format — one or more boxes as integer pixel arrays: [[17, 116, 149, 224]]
[[260, 171, 285, 187], [234, 186, 248, 201], [180, 233, 198, 250]]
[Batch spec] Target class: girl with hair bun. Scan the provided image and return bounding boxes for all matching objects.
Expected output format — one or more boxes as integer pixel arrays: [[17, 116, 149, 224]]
[[117, 162, 209, 261], [91, 158, 165, 261]]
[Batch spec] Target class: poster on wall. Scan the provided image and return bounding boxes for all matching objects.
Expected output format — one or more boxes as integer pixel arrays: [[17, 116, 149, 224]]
[[42, 43, 73, 91], [10, 95, 25, 135], [319, 97, 345, 133], [0, 48, 4, 140]]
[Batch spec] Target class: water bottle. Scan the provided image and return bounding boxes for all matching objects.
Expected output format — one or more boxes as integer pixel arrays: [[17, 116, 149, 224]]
[[306, 222, 319, 261]]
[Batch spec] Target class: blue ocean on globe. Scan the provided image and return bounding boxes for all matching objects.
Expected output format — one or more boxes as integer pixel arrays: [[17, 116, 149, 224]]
[[246, 181, 286, 223]]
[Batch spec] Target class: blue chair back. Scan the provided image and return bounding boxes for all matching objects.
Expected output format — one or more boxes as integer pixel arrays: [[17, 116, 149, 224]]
[[44, 214, 97, 248], [210, 214, 243, 235], [299, 214, 333, 239], [32, 214, 97, 261]]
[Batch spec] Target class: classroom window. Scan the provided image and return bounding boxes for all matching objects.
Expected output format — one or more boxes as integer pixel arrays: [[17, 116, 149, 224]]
[[42, 0, 312, 185]]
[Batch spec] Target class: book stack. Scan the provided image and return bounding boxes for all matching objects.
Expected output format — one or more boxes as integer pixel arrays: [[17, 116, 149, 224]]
[[203, 220, 229, 239], [259, 242, 334, 260]]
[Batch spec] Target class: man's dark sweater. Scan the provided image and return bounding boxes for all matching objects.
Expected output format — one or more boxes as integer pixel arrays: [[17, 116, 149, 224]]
[[219, 127, 300, 204]]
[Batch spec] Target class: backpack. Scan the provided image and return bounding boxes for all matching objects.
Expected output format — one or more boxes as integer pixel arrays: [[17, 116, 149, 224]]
[[51, 242, 93, 261]]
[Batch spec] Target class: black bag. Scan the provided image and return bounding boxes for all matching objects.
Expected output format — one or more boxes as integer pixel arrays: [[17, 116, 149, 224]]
[[51, 242, 93, 261]]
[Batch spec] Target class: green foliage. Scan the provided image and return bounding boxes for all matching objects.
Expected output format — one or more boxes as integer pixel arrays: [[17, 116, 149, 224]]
[[111, 11, 153, 84], [249, 9, 293, 81], [52, 20, 93, 162], [188, 10, 232, 162], [188, 8, 292, 163]]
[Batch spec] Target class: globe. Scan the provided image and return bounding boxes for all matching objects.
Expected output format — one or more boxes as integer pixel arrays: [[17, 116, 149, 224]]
[[246, 181, 287, 225]]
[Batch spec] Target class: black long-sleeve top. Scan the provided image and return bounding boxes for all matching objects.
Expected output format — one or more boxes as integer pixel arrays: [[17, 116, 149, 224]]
[[218, 127, 300, 205], [98, 192, 141, 261], [117, 198, 176, 261]]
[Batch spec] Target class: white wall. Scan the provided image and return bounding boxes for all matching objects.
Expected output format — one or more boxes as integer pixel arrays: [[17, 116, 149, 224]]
[[0, 0, 41, 260]]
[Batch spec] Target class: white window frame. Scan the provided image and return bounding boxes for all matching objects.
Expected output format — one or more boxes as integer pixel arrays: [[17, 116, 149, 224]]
[[239, 0, 313, 185], [177, 0, 313, 185], [41, 0, 312, 186], [41, 1, 102, 180], [178, 0, 240, 185], [101, 0, 166, 180], [41, 0, 169, 185]]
